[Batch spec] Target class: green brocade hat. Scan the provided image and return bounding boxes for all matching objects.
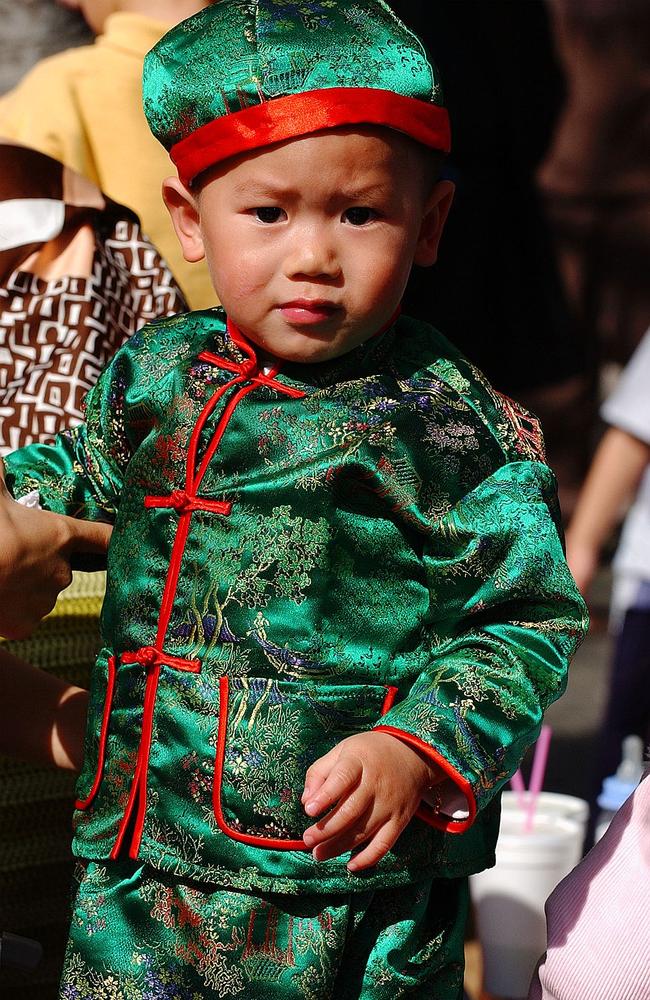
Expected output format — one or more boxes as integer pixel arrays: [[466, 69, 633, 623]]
[[143, 0, 450, 187]]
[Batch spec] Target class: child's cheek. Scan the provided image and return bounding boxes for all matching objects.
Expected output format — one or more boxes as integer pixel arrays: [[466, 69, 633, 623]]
[[213, 258, 268, 308]]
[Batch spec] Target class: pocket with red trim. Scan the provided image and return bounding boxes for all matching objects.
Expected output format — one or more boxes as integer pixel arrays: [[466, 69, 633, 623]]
[[214, 676, 397, 849]]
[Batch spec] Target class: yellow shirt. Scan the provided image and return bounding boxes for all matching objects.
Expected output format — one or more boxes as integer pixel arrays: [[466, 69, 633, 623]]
[[0, 13, 215, 311]]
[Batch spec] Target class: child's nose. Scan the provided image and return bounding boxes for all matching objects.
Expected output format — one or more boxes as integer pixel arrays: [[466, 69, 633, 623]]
[[284, 230, 341, 281]]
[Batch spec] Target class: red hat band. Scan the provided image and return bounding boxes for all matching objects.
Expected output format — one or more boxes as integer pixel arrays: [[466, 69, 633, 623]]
[[171, 88, 451, 187]]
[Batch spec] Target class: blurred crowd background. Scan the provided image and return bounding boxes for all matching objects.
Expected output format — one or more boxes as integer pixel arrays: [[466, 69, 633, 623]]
[[0, 1, 648, 997]]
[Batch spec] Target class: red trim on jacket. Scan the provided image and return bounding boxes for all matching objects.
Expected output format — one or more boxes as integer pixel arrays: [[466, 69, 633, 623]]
[[109, 331, 305, 860], [373, 725, 477, 833], [75, 656, 116, 811], [213, 676, 309, 850], [171, 88, 451, 186]]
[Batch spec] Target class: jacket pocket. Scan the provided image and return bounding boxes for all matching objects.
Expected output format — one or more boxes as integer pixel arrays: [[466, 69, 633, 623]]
[[213, 675, 397, 849], [74, 652, 116, 810]]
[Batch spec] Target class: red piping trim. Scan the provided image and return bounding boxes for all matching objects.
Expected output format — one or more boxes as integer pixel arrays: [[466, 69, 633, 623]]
[[129, 662, 162, 858], [75, 655, 116, 810], [109, 646, 202, 859], [110, 666, 153, 860], [171, 88, 451, 186], [213, 677, 400, 851], [194, 383, 260, 488], [112, 325, 307, 858], [381, 685, 399, 714], [213, 676, 308, 850], [373, 725, 477, 833], [156, 511, 193, 649], [185, 375, 245, 491]]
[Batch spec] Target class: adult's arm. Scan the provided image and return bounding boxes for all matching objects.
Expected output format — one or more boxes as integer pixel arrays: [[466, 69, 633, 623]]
[[566, 329, 650, 596], [0, 460, 112, 639], [0, 645, 88, 771], [565, 428, 650, 596]]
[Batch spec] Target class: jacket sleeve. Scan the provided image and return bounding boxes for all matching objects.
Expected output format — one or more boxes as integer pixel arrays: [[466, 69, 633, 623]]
[[374, 459, 588, 832], [3, 346, 134, 521]]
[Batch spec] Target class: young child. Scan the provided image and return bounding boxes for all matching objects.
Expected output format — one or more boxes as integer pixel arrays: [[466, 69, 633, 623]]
[[0, 0, 214, 309], [2, 2, 587, 997]]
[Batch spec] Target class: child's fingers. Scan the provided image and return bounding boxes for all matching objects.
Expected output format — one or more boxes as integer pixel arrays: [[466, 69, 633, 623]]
[[303, 783, 373, 846], [346, 818, 404, 871], [301, 745, 339, 803], [308, 803, 378, 862], [303, 752, 363, 817]]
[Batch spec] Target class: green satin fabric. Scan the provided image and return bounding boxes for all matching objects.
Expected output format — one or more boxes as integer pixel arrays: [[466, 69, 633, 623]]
[[4, 309, 588, 895], [143, 0, 442, 151], [61, 860, 468, 999]]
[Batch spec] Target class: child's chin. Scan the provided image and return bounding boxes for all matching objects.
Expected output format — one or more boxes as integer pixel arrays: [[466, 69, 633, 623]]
[[269, 335, 340, 365]]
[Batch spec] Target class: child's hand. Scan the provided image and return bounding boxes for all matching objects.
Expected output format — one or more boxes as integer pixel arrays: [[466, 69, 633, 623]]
[[301, 731, 441, 872]]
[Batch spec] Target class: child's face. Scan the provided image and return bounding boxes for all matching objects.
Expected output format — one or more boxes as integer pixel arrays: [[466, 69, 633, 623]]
[[165, 128, 453, 364]]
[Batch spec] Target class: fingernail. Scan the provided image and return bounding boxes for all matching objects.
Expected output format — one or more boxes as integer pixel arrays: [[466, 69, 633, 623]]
[[304, 800, 320, 816], [302, 830, 315, 846]]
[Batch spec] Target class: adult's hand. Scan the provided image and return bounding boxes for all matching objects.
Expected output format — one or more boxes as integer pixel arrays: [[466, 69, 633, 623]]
[[0, 463, 112, 639]]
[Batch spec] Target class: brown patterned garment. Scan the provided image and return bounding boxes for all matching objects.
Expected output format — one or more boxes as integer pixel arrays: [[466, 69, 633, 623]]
[[0, 143, 187, 998], [0, 142, 187, 454]]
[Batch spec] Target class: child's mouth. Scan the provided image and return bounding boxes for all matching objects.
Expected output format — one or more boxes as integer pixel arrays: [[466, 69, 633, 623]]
[[279, 300, 340, 325]]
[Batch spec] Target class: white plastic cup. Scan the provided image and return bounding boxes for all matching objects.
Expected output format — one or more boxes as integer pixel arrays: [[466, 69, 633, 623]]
[[470, 811, 583, 999], [501, 790, 589, 850]]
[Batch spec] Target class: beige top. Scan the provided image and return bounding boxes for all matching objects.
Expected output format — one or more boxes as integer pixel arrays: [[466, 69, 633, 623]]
[[0, 12, 214, 311]]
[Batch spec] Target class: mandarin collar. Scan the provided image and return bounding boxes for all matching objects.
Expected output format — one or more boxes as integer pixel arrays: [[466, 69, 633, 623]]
[[205, 310, 400, 390]]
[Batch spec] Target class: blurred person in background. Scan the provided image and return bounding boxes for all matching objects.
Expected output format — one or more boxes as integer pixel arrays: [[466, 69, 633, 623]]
[[540, 0, 650, 370], [566, 330, 650, 836], [391, 0, 590, 516], [0, 0, 216, 311], [0, 141, 186, 997], [546, 0, 650, 847]]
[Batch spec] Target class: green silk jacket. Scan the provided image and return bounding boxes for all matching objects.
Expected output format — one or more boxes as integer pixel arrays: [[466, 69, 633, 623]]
[[4, 309, 587, 895]]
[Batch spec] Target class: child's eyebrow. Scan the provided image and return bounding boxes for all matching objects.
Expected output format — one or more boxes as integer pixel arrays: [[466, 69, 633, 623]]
[[233, 179, 394, 202], [233, 179, 292, 199]]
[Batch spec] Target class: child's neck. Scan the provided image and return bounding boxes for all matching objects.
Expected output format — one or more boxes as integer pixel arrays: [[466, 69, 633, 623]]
[[118, 1, 210, 25]]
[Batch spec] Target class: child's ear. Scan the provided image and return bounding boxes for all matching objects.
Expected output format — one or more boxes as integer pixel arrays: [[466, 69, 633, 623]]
[[162, 177, 205, 263], [413, 180, 455, 267]]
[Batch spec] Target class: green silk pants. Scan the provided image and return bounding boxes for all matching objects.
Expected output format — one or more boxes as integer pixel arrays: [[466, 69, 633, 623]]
[[59, 860, 468, 999]]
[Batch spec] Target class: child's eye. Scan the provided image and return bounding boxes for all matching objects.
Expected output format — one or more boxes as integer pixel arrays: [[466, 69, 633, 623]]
[[253, 207, 285, 224], [342, 207, 376, 226]]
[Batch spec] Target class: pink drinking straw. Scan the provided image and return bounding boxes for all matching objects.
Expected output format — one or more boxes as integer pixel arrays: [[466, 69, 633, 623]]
[[509, 768, 527, 811], [524, 724, 552, 833]]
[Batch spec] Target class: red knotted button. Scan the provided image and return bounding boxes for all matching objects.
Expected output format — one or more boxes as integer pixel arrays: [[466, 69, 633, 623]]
[[133, 645, 159, 669], [167, 489, 192, 513]]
